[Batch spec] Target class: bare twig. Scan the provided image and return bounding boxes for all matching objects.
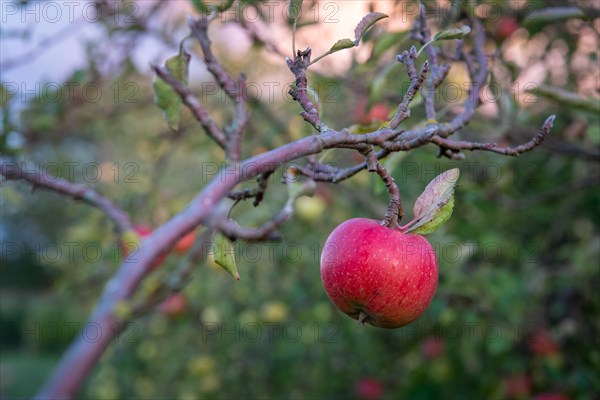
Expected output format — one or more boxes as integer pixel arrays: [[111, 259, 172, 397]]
[[189, 17, 249, 161], [358, 146, 403, 228], [412, 5, 439, 120], [227, 171, 272, 206], [430, 116, 556, 156], [286, 48, 328, 132], [443, 18, 488, 135], [152, 65, 227, 148], [0, 162, 133, 233], [391, 56, 429, 129]]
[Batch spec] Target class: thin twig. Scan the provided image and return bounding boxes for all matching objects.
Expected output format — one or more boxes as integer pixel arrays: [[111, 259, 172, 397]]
[[0, 162, 133, 233], [430, 116, 556, 156], [152, 65, 227, 148], [286, 48, 328, 132], [189, 17, 249, 161]]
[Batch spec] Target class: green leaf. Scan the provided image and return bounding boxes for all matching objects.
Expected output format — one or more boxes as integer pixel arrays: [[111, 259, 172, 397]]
[[526, 84, 599, 114], [213, 232, 240, 280], [354, 12, 388, 45], [371, 31, 409, 59], [329, 38, 356, 52], [411, 196, 454, 234], [288, 0, 303, 22], [432, 25, 471, 41], [153, 50, 190, 132], [191, 0, 234, 14], [523, 7, 585, 24], [407, 168, 460, 235]]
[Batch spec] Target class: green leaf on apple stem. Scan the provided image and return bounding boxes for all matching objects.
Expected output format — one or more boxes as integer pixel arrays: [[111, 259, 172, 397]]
[[153, 49, 190, 132], [329, 38, 356, 52], [406, 168, 460, 235], [213, 232, 240, 280], [354, 12, 388, 45]]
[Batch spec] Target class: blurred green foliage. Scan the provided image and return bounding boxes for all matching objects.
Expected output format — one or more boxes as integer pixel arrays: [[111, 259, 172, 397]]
[[1, 1, 598, 399]]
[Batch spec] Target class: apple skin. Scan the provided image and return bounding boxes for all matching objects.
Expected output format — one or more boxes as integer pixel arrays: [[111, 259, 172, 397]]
[[320, 218, 438, 328]]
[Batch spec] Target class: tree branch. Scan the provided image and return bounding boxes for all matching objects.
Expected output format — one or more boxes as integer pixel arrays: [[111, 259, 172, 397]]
[[286, 48, 328, 132], [0, 162, 133, 234], [430, 115, 556, 156], [189, 17, 249, 161], [152, 65, 227, 148], [391, 54, 429, 129]]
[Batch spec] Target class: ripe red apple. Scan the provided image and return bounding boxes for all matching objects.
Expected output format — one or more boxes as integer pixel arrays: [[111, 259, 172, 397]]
[[159, 293, 188, 317], [174, 230, 196, 254], [354, 98, 390, 125], [533, 393, 570, 400], [320, 218, 438, 328], [495, 17, 519, 41], [503, 374, 531, 399], [528, 329, 559, 356], [422, 336, 445, 360], [368, 103, 390, 122], [355, 378, 384, 400]]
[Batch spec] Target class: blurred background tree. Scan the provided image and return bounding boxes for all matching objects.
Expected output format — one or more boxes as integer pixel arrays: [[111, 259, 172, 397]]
[[1, 0, 598, 399]]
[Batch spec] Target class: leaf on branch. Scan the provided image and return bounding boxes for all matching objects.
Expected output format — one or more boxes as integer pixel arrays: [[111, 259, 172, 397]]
[[406, 168, 460, 235], [288, 0, 303, 22], [354, 12, 388, 45], [416, 26, 470, 59], [191, 0, 234, 14], [523, 7, 585, 24], [330, 38, 357, 52], [432, 26, 471, 41], [213, 232, 240, 280], [372, 31, 409, 59], [526, 84, 599, 114], [153, 50, 191, 132]]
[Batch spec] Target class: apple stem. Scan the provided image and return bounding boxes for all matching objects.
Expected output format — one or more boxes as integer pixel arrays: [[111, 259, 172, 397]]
[[358, 311, 369, 325], [358, 146, 404, 229]]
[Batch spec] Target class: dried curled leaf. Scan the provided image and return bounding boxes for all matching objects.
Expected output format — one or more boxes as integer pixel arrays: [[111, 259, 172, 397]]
[[354, 12, 388, 45], [407, 168, 460, 235]]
